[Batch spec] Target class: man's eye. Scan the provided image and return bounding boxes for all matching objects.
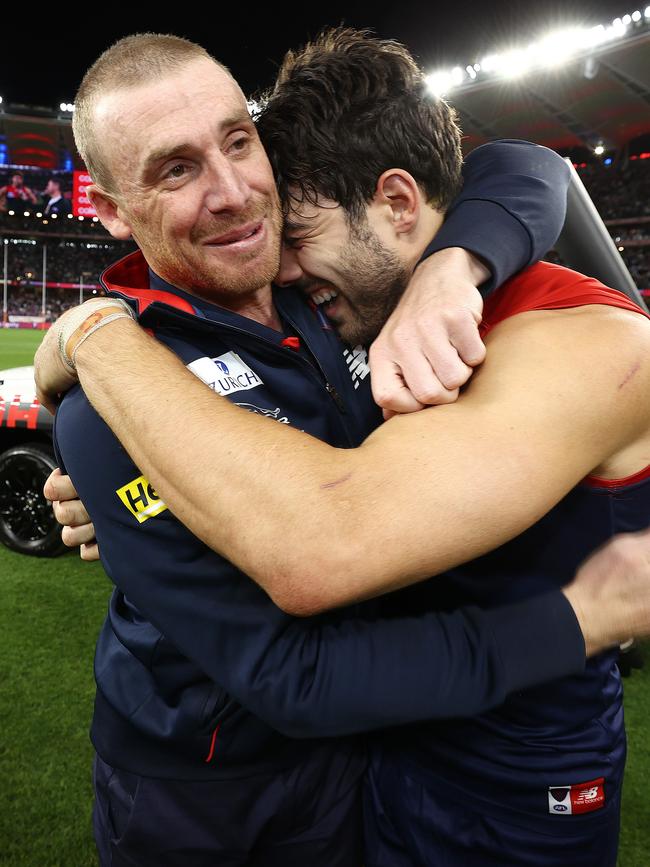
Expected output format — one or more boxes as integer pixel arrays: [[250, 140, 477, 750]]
[[167, 164, 187, 180], [229, 135, 250, 153]]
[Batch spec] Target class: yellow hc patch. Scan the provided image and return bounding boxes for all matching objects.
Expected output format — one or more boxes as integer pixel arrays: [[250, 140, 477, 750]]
[[116, 475, 168, 524]]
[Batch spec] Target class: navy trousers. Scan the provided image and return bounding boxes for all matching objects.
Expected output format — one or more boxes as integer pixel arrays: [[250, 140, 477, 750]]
[[93, 749, 364, 866], [363, 750, 621, 867]]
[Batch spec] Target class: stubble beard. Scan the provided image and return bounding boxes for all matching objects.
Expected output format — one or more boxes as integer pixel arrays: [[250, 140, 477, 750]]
[[134, 192, 284, 300], [335, 220, 411, 347]]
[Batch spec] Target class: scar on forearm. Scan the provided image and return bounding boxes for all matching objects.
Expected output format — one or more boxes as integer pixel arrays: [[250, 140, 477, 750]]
[[320, 472, 352, 490], [618, 361, 641, 390]]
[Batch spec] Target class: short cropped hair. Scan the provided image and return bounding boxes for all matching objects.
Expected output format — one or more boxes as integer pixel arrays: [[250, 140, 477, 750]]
[[73, 33, 227, 194], [256, 27, 463, 223]]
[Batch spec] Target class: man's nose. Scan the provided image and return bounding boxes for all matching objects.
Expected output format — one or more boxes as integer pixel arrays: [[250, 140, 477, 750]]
[[275, 244, 305, 287], [204, 157, 252, 213]]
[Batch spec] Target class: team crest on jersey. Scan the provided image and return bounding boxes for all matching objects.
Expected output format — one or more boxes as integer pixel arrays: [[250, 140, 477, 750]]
[[343, 346, 370, 390], [547, 778, 605, 815], [187, 352, 263, 396], [236, 402, 291, 424], [116, 475, 168, 524]]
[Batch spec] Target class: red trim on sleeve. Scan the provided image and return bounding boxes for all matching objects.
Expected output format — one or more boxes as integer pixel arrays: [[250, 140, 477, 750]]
[[583, 463, 650, 490]]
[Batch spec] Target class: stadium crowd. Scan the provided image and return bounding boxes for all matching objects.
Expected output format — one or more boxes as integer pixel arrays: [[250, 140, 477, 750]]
[[1, 151, 649, 320]]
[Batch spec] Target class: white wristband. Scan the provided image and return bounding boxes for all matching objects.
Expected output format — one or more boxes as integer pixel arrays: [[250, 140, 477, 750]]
[[58, 298, 136, 370]]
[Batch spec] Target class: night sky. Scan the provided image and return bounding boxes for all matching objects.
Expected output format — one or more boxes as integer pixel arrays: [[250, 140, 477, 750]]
[[2, 1, 639, 107]]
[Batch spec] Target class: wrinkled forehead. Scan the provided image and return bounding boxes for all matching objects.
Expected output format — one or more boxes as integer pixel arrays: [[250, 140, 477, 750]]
[[93, 58, 248, 182]]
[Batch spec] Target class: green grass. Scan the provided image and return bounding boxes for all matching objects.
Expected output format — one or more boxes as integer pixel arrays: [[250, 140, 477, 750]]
[[0, 546, 111, 866], [0, 330, 45, 370], [619, 660, 650, 866]]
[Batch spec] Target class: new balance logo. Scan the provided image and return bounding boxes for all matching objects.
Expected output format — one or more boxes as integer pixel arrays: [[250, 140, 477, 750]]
[[548, 778, 605, 815], [343, 346, 370, 390]]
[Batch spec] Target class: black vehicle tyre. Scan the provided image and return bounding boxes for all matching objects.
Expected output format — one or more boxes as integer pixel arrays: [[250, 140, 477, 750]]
[[0, 443, 67, 557]]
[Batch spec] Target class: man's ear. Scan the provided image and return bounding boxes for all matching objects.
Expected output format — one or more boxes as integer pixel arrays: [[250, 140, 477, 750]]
[[373, 169, 420, 235], [86, 184, 133, 241]]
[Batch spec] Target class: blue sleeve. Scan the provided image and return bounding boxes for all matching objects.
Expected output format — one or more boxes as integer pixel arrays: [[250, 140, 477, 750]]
[[56, 390, 585, 739], [422, 139, 570, 294]]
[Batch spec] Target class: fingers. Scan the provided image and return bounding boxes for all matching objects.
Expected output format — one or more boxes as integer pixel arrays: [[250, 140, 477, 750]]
[[44, 469, 98, 556], [448, 312, 487, 369], [369, 339, 461, 413], [43, 468, 79, 503], [80, 542, 100, 562], [369, 296, 485, 414], [61, 521, 97, 548], [52, 497, 91, 528]]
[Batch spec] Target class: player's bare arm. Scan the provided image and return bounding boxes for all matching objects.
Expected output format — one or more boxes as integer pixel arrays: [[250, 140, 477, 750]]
[[37, 296, 650, 613]]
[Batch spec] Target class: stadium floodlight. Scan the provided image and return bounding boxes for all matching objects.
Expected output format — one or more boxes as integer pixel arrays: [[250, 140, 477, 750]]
[[51, 213, 58, 219], [536, 27, 583, 67], [7, 210, 14, 216], [78, 216, 84, 221], [36, 212, 42, 218], [594, 144, 605, 155], [0, 96, 3, 105], [92, 216, 99, 222], [423, 8, 647, 96], [425, 70, 457, 97], [67, 213, 73, 219], [618, 246, 625, 252], [23, 211, 29, 217], [584, 24, 609, 48], [499, 49, 531, 78], [60, 102, 67, 112], [480, 54, 501, 73]]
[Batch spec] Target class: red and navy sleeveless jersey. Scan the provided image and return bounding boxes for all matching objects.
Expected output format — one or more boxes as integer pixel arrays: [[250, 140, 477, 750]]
[[387, 261, 650, 829]]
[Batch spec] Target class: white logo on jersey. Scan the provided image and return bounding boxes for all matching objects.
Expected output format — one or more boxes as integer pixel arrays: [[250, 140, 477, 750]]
[[343, 345, 370, 390], [187, 352, 263, 396], [579, 786, 599, 800], [236, 402, 291, 424]]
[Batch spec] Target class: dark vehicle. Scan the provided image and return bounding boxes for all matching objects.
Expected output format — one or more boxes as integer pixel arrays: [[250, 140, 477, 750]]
[[0, 365, 65, 556]]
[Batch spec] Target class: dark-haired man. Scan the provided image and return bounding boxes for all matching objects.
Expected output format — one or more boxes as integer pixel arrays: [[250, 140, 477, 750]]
[[0, 171, 37, 209], [37, 30, 650, 867], [42, 178, 72, 216]]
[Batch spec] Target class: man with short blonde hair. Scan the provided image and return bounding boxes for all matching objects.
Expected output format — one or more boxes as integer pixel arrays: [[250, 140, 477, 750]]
[[73, 33, 227, 194]]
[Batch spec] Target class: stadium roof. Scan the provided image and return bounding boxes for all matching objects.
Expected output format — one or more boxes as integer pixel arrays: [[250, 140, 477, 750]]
[[1, 16, 649, 168], [448, 30, 650, 154]]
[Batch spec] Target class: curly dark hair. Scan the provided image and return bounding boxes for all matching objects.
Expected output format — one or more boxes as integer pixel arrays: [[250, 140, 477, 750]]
[[256, 27, 463, 223]]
